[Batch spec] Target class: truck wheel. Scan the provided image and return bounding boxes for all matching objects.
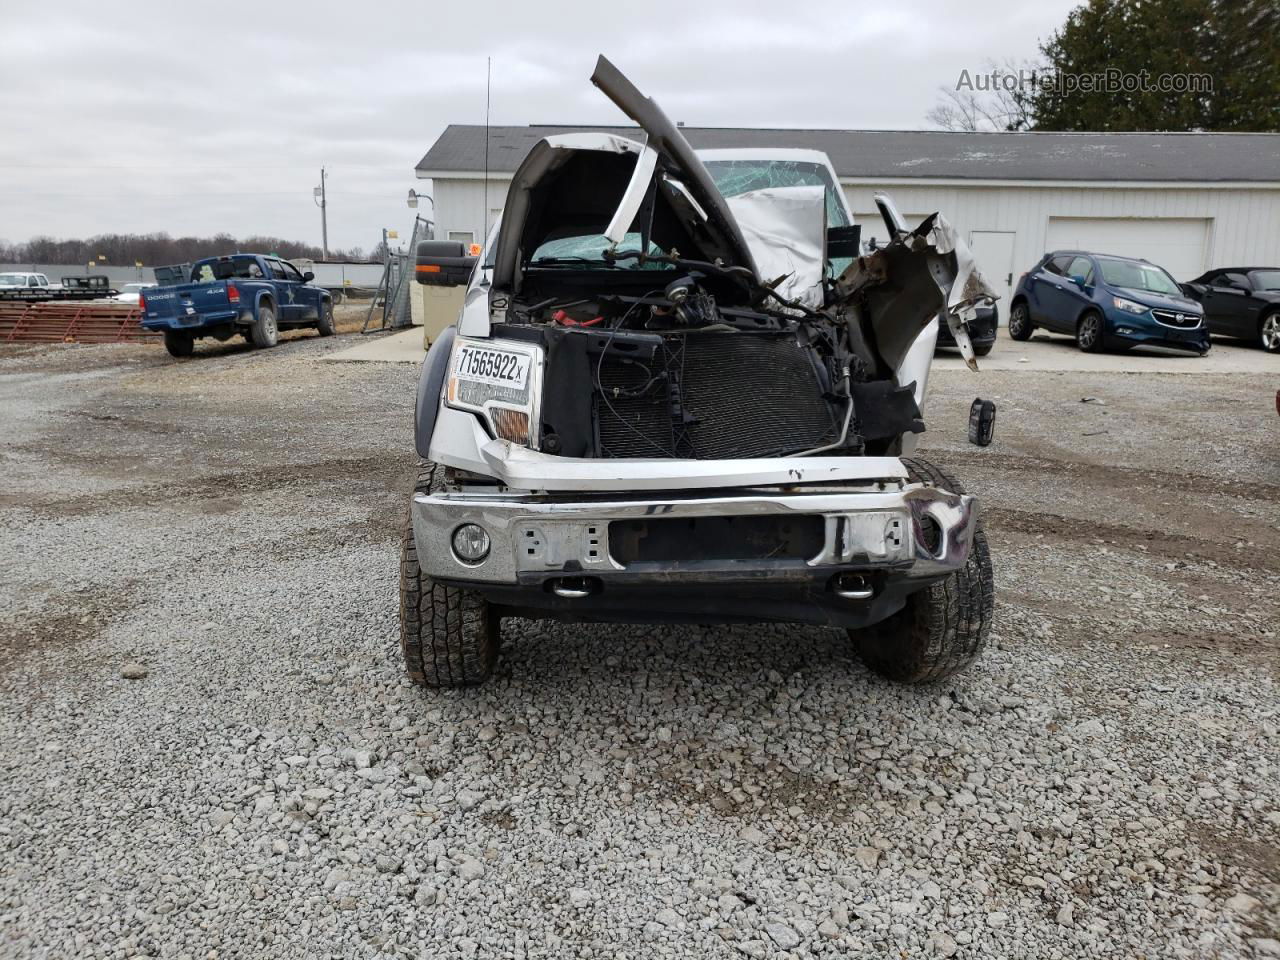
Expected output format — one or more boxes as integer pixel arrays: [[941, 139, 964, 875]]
[[400, 463, 500, 687], [316, 301, 336, 337], [163, 330, 194, 358], [972, 341, 994, 357], [850, 457, 994, 684], [250, 304, 279, 348]]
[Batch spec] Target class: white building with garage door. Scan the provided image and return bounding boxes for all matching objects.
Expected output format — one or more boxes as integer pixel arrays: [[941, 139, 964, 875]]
[[415, 126, 1280, 319]]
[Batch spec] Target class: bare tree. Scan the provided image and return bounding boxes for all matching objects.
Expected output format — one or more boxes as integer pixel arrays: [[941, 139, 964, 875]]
[[927, 58, 1041, 131], [0, 232, 374, 266]]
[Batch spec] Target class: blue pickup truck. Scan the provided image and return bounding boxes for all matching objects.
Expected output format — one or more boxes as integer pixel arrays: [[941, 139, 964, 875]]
[[140, 253, 335, 357]]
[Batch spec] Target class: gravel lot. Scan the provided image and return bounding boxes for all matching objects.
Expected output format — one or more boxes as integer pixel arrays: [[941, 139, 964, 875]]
[[1, 332, 1277, 959]]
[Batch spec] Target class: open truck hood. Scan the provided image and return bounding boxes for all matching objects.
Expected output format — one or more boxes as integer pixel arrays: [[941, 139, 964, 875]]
[[485, 55, 995, 380], [490, 57, 759, 296], [588, 56, 758, 279]]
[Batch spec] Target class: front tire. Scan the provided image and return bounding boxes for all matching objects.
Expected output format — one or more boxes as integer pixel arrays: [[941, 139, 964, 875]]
[[1007, 301, 1034, 341], [1260, 312, 1280, 353], [973, 341, 994, 357], [400, 463, 499, 688], [316, 301, 336, 337], [163, 330, 194, 358], [1076, 310, 1104, 353], [250, 304, 279, 348], [850, 457, 994, 684]]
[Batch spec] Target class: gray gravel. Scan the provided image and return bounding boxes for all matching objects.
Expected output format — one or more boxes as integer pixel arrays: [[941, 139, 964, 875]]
[[1, 333, 1277, 959]]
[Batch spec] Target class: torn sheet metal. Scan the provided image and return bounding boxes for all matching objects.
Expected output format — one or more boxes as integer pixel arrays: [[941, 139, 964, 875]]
[[831, 208, 998, 374], [929, 214, 1000, 370], [725, 185, 827, 310]]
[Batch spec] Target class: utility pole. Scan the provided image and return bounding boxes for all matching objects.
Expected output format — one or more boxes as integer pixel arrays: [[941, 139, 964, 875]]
[[313, 167, 329, 260], [381, 226, 389, 326]]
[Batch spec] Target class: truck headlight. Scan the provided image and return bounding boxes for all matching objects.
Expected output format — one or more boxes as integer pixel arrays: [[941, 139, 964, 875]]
[[1113, 296, 1149, 315], [445, 337, 543, 448]]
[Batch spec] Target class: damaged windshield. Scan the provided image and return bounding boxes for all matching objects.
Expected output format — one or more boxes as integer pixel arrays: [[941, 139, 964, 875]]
[[529, 232, 674, 270], [703, 159, 851, 229]]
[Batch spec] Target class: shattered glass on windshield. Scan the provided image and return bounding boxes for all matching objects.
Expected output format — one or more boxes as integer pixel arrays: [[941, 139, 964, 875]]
[[530, 232, 675, 270], [704, 160, 851, 228]]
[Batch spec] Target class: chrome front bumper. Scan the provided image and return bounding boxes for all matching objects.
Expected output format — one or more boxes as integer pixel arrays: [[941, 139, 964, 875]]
[[411, 483, 977, 586]]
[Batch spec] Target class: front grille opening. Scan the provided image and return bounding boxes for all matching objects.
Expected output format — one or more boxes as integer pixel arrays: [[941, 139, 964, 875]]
[[1152, 309, 1200, 329], [609, 515, 826, 565], [595, 334, 838, 460]]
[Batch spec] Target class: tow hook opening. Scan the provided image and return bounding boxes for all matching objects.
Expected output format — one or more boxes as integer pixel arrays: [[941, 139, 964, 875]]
[[549, 576, 600, 599], [831, 573, 875, 601], [918, 515, 943, 557]]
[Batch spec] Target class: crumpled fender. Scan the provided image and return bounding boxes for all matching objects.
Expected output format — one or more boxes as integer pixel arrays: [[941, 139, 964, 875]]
[[930, 214, 1001, 369], [831, 208, 998, 373]]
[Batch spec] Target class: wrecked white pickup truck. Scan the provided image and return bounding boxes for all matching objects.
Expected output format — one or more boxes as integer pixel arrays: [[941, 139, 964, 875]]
[[402, 56, 997, 688]]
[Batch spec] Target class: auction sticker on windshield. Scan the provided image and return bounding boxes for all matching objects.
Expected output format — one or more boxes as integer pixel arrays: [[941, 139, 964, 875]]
[[454, 344, 531, 390]]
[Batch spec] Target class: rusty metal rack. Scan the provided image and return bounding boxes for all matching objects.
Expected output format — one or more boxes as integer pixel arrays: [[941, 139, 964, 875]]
[[0, 302, 158, 344]]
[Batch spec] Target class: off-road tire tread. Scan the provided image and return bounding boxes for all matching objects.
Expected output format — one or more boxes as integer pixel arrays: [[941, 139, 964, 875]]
[[399, 462, 498, 687], [851, 457, 994, 684]]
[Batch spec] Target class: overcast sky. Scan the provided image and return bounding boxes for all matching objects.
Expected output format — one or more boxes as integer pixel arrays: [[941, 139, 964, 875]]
[[0, 0, 1078, 254]]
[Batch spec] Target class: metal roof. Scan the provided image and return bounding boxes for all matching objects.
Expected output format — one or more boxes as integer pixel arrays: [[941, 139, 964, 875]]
[[416, 124, 1280, 183]]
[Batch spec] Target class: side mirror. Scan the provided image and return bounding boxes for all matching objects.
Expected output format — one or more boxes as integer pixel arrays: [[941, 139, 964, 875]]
[[826, 224, 862, 260], [416, 240, 477, 287], [302, 271, 315, 282], [1069, 274, 1088, 289]]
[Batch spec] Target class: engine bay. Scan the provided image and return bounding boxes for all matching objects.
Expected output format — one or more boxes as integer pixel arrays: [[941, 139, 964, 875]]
[[493, 271, 926, 461]]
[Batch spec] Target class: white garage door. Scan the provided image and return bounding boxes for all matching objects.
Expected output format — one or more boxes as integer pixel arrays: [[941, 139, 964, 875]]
[[1044, 217, 1210, 284]]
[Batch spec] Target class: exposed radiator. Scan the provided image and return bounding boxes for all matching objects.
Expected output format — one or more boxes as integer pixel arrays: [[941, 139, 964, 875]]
[[595, 332, 838, 459]]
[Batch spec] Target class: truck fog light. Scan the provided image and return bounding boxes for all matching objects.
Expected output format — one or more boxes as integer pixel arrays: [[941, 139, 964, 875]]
[[452, 524, 490, 563]]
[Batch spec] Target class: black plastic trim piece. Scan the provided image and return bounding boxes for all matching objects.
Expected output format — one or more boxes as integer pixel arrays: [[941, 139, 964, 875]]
[[414, 325, 457, 459]]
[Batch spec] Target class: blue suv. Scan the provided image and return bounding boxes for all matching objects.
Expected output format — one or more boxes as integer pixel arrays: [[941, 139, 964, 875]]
[[1009, 251, 1209, 355]]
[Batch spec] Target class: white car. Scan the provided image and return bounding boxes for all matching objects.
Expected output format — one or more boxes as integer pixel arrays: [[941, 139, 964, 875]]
[[0, 272, 57, 290], [402, 56, 997, 689], [112, 282, 156, 304]]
